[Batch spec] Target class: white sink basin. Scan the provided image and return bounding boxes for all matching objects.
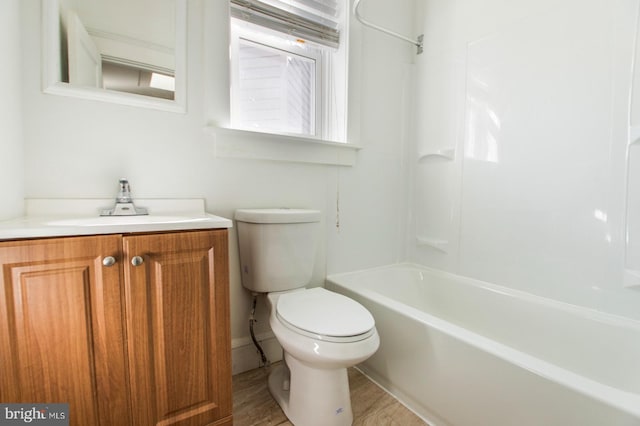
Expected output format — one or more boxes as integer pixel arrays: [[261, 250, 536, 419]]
[[46, 215, 212, 227], [0, 199, 232, 240]]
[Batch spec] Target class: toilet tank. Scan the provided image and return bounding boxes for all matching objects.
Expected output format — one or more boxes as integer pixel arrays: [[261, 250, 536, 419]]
[[235, 209, 321, 293]]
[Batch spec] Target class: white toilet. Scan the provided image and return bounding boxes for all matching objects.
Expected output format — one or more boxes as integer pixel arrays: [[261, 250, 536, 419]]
[[235, 208, 380, 426]]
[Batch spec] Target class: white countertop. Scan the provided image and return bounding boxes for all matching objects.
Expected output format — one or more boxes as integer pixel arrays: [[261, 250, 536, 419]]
[[0, 199, 232, 241]]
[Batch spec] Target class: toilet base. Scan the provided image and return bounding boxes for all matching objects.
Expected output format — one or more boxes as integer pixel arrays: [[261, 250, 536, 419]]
[[268, 354, 353, 426]]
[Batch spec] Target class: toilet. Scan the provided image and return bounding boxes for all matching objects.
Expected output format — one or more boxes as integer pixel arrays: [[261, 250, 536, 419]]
[[235, 208, 379, 426]]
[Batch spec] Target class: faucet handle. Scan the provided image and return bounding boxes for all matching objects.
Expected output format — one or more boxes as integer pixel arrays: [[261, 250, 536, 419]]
[[116, 178, 133, 203]]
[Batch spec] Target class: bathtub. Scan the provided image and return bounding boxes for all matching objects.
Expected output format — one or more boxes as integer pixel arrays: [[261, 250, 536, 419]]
[[325, 264, 640, 426]]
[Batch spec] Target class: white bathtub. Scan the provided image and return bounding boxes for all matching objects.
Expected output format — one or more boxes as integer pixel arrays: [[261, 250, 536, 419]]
[[325, 264, 640, 426]]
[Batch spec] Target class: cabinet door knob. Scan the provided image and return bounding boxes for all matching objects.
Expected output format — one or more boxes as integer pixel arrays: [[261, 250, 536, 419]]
[[131, 256, 144, 266], [102, 256, 117, 267]]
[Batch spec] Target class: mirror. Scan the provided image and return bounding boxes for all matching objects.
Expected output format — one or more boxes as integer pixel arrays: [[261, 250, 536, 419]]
[[42, 0, 187, 112]]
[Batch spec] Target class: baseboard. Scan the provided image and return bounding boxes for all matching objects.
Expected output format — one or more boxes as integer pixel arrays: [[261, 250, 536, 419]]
[[231, 332, 283, 375]]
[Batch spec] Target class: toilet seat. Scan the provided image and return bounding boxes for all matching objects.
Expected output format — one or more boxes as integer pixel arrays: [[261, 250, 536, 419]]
[[276, 288, 376, 343]]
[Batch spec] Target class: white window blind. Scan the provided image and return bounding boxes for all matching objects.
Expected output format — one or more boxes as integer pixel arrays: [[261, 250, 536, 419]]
[[230, 0, 341, 48]]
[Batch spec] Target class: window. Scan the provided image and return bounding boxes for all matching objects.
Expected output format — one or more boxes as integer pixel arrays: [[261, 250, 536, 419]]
[[232, 29, 320, 136], [229, 0, 347, 142]]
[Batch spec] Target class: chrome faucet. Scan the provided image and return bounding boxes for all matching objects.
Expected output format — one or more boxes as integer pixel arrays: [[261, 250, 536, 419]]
[[100, 178, 148, 216]]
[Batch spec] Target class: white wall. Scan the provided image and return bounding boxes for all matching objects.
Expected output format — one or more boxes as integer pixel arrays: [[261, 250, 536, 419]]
[[0, 0, 25, 220], [409, 0, 640, 320], [18, 0, 414, 372], [326, 0, 415, 274]]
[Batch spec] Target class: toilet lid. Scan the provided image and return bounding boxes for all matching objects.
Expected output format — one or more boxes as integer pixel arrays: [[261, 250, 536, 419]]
[[276, 288, 375, 338]]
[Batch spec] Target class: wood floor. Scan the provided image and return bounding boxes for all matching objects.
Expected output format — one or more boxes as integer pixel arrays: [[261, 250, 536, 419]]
[[232, 363, 427, 426]]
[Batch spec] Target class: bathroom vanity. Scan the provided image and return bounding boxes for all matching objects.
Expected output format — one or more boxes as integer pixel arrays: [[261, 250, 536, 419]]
[[0, 202, 233, 426]]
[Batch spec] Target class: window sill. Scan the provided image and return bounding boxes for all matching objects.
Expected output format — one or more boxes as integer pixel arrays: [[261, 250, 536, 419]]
[[204, 127, 362, 166]]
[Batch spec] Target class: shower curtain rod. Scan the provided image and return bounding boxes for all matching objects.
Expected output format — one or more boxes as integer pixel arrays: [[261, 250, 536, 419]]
[[353, 0, 424, 54]]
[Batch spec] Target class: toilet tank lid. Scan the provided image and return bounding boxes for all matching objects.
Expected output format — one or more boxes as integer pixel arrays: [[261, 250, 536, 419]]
[[235, 208, 321, 224]]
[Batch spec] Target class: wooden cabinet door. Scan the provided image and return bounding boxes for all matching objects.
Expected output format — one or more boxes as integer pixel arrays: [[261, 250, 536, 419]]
[[0, 235, 130, 426], [123, 230, 232, 426]]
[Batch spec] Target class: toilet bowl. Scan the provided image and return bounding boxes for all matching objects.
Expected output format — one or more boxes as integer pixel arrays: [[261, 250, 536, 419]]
[[266, 288, 379, 426], [235, 209, 380, 426]]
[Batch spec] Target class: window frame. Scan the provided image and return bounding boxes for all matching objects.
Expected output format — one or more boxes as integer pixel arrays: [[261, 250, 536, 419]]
[[207, 0, 361, 167]]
